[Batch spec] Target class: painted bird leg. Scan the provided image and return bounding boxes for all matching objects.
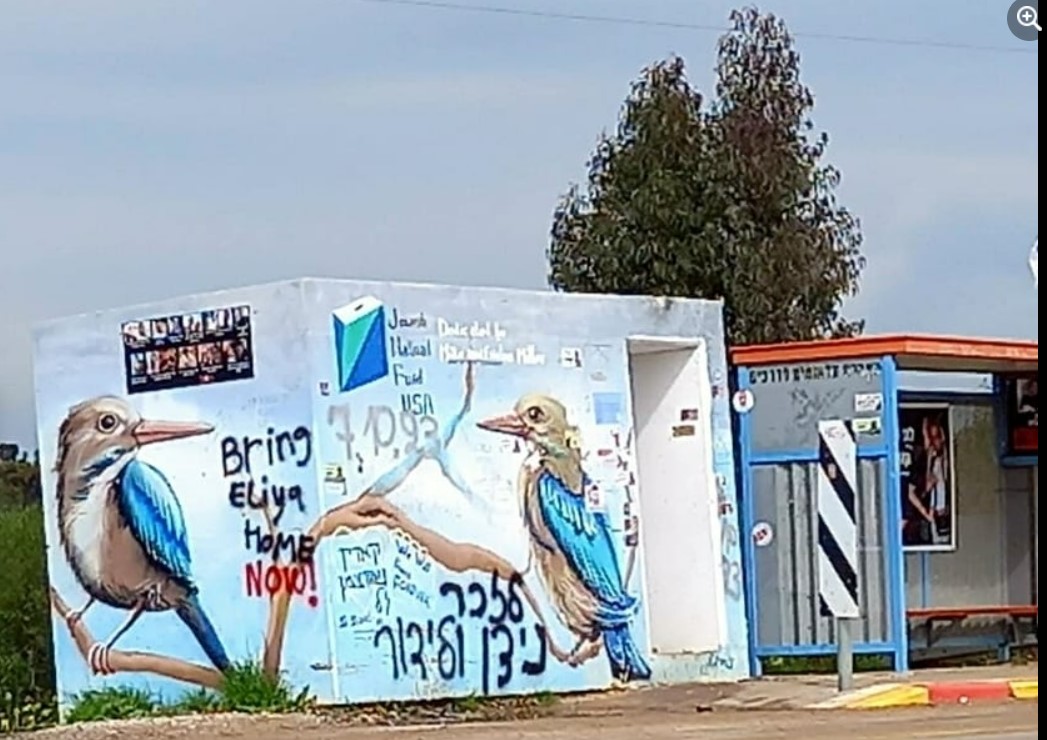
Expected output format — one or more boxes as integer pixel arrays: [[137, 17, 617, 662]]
[[88, 602, 146, 676], [566, 636, 603, 667], [65, 596, 96, 628]]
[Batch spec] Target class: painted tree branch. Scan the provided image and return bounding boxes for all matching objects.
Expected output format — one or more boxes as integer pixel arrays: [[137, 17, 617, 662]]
[[50, 587, 224, 690], [260, 361, 577, 677]]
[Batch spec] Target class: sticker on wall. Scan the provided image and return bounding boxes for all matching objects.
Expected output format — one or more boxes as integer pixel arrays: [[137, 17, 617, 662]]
[[680, 408, 699, 421], [854, 392, 884, 413], [853, 416, 883, 435], [323, 464, 348, 497], [592, 392, 625, 425], [672, 424, 696, 438], [318, 381, 331, 396], [732, 389, 755, 414], [560, 347, 583, 369], [332, 296, 389, 394], [121, 304, 254, 395], [584, 481, 606, 511], [752, 521, 775, 548], [624, 514, 640, 547]]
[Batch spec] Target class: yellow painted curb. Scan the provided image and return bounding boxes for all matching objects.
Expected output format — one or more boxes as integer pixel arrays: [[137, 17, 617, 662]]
[[844, 684, 930, 709], [1009, 680, 1038, 701]]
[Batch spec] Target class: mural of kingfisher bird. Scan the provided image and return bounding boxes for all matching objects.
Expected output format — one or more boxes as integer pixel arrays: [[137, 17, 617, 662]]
[[477, 394, 651, 682], [54, 396, 230, 675]]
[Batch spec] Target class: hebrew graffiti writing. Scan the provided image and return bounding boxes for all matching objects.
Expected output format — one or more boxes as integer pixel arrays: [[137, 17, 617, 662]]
[[371, 573, 547, 693]]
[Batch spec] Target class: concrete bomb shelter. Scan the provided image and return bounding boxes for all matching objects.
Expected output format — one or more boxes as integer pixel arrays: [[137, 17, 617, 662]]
[[729, 334, 1038, 674]]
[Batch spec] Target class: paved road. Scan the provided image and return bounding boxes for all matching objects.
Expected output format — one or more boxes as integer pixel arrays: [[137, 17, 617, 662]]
[[37, 702, 1036, 740], [346, 704, 1036, 740]]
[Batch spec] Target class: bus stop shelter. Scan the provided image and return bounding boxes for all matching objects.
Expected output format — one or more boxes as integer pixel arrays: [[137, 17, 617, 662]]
[[730, 334, 1038, 675]]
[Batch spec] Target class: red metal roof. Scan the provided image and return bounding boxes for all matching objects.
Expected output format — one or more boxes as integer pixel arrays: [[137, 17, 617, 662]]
[[729, 334, 1038, 373]]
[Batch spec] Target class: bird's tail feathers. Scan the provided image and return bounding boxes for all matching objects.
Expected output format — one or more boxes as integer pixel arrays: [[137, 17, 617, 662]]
[[603, 624, 652, 683], [176, 593, 231, 672]]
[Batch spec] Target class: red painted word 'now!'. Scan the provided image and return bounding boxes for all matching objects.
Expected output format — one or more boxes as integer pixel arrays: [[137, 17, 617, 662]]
[[244, 559, 319, 608]]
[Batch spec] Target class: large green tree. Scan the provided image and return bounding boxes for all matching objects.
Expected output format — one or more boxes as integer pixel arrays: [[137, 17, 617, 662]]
[[548, 7, 865, 345]]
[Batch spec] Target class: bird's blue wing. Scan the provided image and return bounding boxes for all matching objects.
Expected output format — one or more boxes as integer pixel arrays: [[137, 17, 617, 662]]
[[115, 459, 195, 587], [535, 471, 636, 625]]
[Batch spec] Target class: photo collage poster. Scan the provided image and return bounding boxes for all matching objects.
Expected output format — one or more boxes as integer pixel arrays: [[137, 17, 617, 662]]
[[121, 305, 254, 394]]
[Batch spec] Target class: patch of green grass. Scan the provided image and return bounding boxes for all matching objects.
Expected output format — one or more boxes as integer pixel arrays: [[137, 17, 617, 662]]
[[761, 654, 892, 675], [0, 691, 58, 733], [532, 690, 558, 707], [64, 686, 158, 723], [63, 662, 312, 724], [165, 688, 222, 715], [217, 661, 312, 714], [451, 693, 483, 713]]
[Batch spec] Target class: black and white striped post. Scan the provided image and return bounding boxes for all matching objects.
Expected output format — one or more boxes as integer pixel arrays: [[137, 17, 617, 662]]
[[817, 419, 860, 692]]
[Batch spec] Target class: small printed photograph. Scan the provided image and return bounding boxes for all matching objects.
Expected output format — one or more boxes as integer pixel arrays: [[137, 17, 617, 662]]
[[215, 308, 231, 332], [151, 318, 170, 341], [129, 352, 147, 376], [197, 342, 224, 369], [183, 312, 204, 338], [146, 351, 161, 376], [234, 305, 251, 330], [203, 311, 219, 335], [167, 315, 184, 338], [121, 322, 143, 346], [177, 345, 199, 371], [155, 348, 177, 374], [223, 338, 250, 366]]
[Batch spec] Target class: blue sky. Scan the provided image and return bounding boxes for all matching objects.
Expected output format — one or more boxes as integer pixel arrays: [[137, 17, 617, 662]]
[[0, 1, 1038, 448]]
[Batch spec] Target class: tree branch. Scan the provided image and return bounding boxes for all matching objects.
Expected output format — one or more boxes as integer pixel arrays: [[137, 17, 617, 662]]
[[49, 587, 224, 690]]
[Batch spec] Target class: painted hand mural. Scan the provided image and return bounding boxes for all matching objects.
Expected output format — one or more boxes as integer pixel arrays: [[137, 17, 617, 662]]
[[49, 362, 647, 692]]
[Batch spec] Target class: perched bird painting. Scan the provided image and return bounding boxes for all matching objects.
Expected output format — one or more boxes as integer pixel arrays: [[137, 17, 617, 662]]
[[477, 394, 651, 682], [54, 396, 230, 676]]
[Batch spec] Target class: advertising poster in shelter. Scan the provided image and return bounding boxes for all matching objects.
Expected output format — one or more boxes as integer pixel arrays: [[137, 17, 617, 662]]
[[1004, 375, 1038, 456], [898, 403, 956, 551]]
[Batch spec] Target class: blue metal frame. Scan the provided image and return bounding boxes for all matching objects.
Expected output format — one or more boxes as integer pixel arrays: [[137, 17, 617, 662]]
[[734, 365, 761, 678], [881, 355, 909, 673], [749, 446, 890, 465], [736, 355, 910, 676], [992, 375, 1038, 468], [755, 642, 895, 658]]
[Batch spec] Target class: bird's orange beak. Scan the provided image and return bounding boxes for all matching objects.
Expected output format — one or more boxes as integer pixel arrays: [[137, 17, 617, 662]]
[[133, 419, 214, 446], [477, 413, 529, 437]]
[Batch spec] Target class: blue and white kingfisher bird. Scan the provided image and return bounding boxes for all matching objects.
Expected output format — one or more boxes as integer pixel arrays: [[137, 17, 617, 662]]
[[54, 396, 230, 676], [478, 394, 651, 682]]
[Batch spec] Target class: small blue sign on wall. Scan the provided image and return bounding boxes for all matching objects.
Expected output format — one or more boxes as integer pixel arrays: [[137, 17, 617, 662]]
[[593, 392, 625, 425]]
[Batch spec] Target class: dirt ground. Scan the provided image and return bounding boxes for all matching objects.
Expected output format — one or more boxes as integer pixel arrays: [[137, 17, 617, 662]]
[[27, 685, 1037, 740]]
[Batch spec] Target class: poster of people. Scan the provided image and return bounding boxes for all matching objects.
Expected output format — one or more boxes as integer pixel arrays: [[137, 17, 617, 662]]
[[121, 304, 254, 394], [1005, 375, 1038, 455], [899, 403, 956, 551]]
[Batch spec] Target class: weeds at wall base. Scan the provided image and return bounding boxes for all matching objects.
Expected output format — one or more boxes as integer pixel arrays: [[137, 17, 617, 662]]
[[0, 693, 57, 734], [59, 663, 312, 726]]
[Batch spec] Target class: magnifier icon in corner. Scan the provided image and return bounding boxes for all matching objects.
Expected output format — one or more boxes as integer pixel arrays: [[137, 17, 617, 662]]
[[1016, 5, 1042, 31]]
